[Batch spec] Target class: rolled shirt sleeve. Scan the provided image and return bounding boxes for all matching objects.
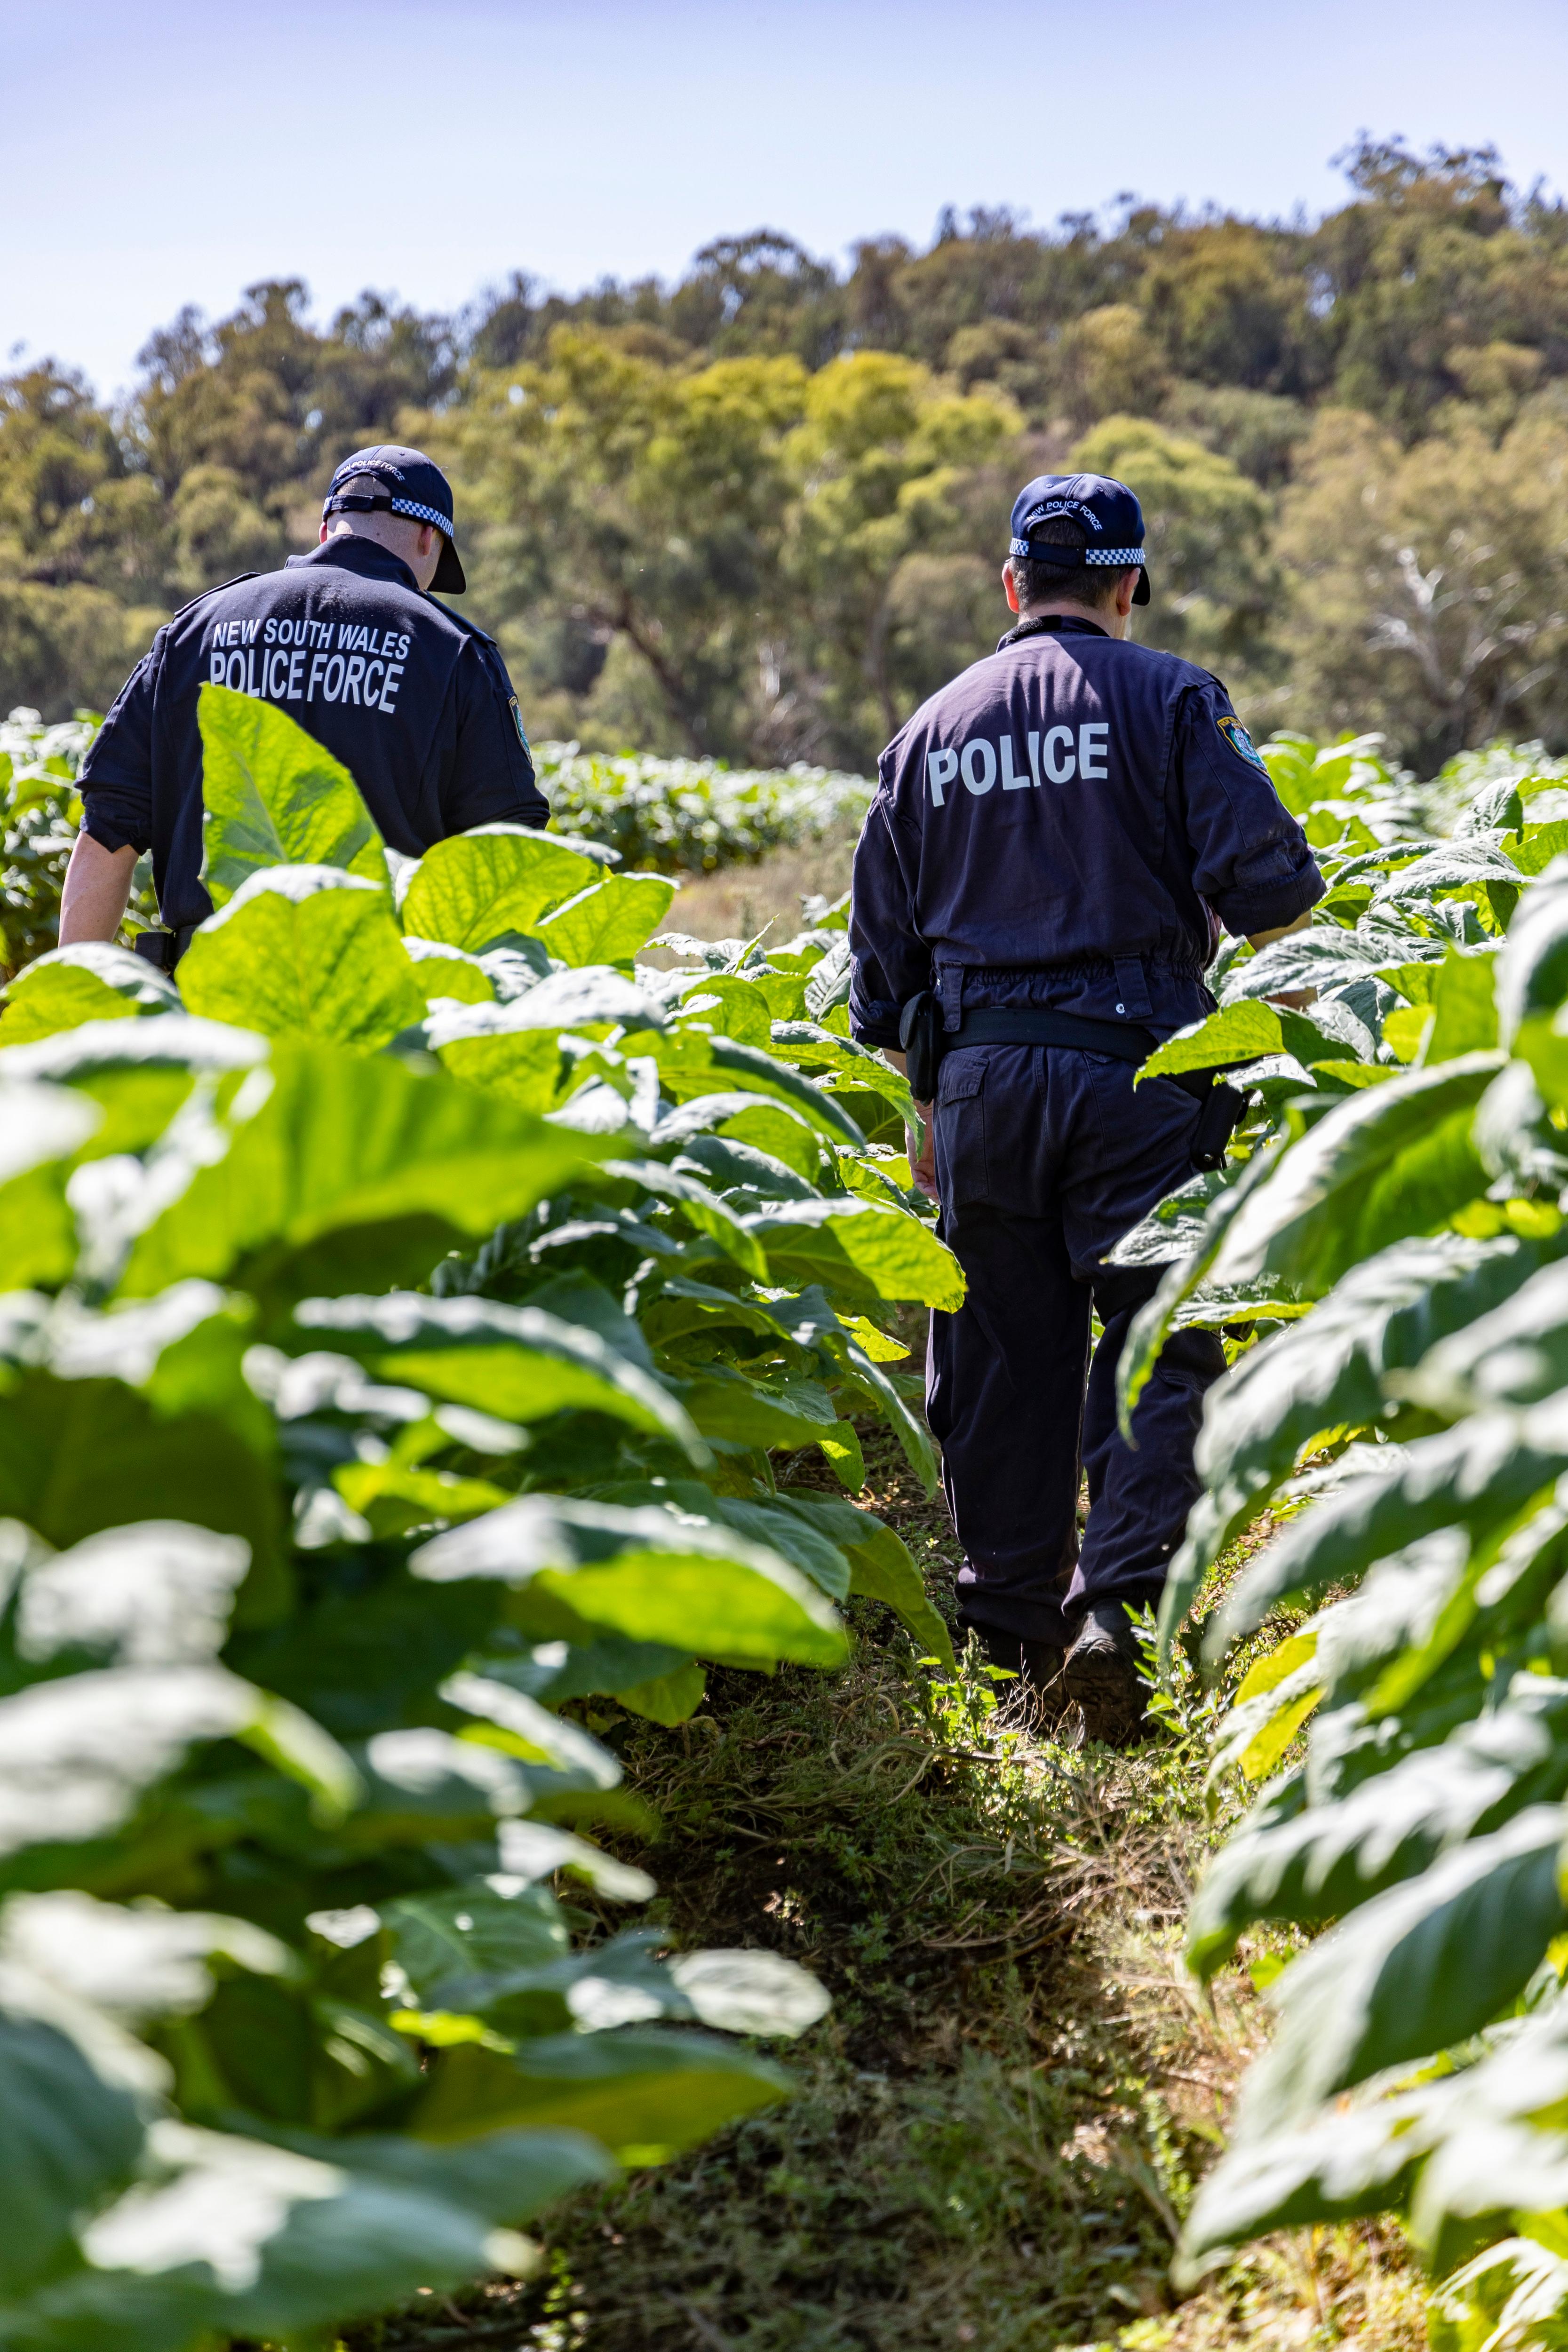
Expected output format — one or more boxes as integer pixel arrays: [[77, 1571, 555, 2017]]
[[443, 640, 550, 834], [849, 790, 927, 1049], [1176, 683, 1325, 938], [78, 640, 161, 857]]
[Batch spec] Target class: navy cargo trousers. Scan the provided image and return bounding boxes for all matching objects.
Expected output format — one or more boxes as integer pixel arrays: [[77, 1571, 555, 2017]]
[[925, 1030, 1226, 1651]]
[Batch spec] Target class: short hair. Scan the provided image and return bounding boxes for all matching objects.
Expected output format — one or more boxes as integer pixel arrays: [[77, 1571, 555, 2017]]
[[1010, 514, 1122, 612]]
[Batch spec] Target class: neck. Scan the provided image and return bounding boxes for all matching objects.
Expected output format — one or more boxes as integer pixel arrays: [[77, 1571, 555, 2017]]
[[1016, 599, 1124, 637]]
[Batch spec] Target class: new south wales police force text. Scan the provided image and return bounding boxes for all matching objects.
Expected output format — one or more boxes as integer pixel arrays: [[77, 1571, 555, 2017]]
[[204, 615, 413, 716]]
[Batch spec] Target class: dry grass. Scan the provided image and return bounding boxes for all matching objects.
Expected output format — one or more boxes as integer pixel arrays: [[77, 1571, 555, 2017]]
[[344, 1406, 1424, 2352], [651, 830, 858, 955]]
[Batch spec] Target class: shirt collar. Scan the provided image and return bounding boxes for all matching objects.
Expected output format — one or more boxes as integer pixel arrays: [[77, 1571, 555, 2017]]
[[285, 536, 422, 594], [995, 612, 1113, 652]]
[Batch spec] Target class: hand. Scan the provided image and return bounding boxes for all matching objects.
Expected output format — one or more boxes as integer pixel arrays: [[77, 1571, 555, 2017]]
[[907, 1107, 937, 1200], [883, 1046, 938, 1200]]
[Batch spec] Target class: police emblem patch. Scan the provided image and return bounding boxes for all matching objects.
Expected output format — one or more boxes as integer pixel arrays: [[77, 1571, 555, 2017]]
[[1218, 713, 1268, 773], [509, 694, 531, 753]]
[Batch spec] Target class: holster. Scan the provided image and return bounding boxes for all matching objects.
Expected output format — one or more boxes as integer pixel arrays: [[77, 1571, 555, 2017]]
[[1189, 1080, 1247, 1172], [132, 926, 197, 974], [898, 990, 945, 1103]]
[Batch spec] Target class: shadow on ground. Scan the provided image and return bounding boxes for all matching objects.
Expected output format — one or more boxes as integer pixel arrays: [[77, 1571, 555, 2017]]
[[342, 1409, 1422, 2352]]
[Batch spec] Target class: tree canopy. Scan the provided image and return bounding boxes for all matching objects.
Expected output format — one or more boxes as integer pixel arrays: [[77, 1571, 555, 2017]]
[[6, 138, 1568, 771]]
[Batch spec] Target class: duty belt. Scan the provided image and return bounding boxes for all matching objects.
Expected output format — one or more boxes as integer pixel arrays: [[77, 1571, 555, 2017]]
[[898, 989, 1248, 1173], [953, 1006, 1160, 1062]]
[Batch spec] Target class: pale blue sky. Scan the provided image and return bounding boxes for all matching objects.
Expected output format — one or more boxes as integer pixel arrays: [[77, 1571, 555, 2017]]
[[6, 0, 1567, 401]]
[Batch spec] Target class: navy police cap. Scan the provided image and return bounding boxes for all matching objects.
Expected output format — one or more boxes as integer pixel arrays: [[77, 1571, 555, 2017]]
[[322, 444, 466, 595], [1008, 472, 1150, 606]]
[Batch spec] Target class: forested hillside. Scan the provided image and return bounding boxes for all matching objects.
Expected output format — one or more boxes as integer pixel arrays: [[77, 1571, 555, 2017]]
[[7, 136, 1568, 771]]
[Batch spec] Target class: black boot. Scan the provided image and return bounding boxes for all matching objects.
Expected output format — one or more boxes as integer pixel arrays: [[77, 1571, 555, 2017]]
[[969, 1625, 1067, 1724], [1061, 1604, 1147, 1744], [974, 1624, 1023, 1677]]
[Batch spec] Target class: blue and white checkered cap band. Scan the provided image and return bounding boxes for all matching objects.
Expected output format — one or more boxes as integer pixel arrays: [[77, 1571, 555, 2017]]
[[390, 497, 454, 539], [1010, 537, 1146, 565]]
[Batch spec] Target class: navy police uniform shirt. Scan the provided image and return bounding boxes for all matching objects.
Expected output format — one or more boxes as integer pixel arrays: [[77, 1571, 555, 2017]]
[[80, 536, 549, 930], [849, 614, 1324, 1048]]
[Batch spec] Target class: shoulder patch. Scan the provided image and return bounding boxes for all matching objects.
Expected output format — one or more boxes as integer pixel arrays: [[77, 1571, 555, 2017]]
[[508, 695, 531, 753], [1217, 712, 1269, 774]]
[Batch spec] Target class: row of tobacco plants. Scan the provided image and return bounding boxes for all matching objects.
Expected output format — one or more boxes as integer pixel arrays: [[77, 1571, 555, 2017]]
[[1102, 730, 1568, 2344], [0, 685, 961, 2350], [0, 712, 872, 977]]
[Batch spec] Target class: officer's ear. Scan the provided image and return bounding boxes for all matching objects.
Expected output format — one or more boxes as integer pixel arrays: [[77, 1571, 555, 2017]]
[[1002, 559, 1021, 616]]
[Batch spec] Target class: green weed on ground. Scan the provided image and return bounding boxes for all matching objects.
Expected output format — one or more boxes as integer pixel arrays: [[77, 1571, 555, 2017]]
[[342, 1424, 1425, 2352]]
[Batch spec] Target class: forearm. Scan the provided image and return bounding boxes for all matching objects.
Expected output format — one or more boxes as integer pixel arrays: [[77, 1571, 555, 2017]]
[[1247, 906, 1313, 1007], [59, 834, 137, 946], [1248, 908, 1312, 954]]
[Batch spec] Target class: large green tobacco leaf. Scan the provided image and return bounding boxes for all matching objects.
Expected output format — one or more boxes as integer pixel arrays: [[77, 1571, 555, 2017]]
[[117, 1044, 604, 1309], [0, 1664, 357, 1859], [766, 1024, 919, 1129], [652, 1090, 827, 1179], [1373, 842, 1523, 930], [1409, 1258, 1568, 1417], [292, 1292, 700, 1455], [412, 1496, 849, 1669], [1173, 2094, 1431, 2283], [744, 1198, 965, 1311], [178, 867, 427, 1049], [645, 1031, 867, 1147], [594, 1482, 850, 1601], [402, 937, 497, 1006], [410, 2027, 790, 2158], [772, 1490, 954, 1662], [198, 683, 387, 906], [603, 1158, 768, 1279], [1233, 1809, 1568, 2134], [586, 1475, 950, 1661], [1219, 925, 1425, 1005], [0, 2011, 148, 2294], [1423, 947, 1500, 1061], [1, 1514, 262, 1675], [535, 874, 677, 965], [478, 1635, 705, 1727], [1119, 1144, 1284, 1438], [1141, 999, 1365, 1082], [1177, 1980, 1568, 2278], [0, 946, 180, 1043], [1201, 1401, 1568, 1663], [1187, 1675, 1568, 1978], [675, 1364, 844, 1458], [1159, 1232, 1555, 1642], [1208, 1053, 1501, 1295], [383, 1880, 571, 2010], [401, 826, 604, 951], [0, 1077, 104, 1290], [393, 1922, 825, 2047], [32, 2118, 613, 2350], [0, 1373, 282, 1611], [1428, 2237, 1568, 2352]]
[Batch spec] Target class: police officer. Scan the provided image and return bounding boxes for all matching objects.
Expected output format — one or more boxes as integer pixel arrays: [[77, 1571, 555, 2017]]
[[849, 473, 1323, 1740], [61, 444, 548, 958]]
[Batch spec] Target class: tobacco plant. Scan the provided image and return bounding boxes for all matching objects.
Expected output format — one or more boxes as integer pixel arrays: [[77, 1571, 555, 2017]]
[[0, 686, 957, 2351]]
